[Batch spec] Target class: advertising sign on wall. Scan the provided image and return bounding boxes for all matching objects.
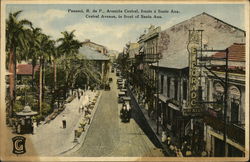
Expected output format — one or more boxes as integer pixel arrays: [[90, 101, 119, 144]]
[[183, 29, 203, 116]]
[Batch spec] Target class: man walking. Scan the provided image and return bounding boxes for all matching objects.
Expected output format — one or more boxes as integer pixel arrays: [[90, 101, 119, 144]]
[[62, 115, 66, 128]]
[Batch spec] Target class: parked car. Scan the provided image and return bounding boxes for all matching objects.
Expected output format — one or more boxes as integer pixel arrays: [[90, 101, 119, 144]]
[[118, 91, 126, 103], [104, 83, 111, 91], [109, 78, 113, 82]]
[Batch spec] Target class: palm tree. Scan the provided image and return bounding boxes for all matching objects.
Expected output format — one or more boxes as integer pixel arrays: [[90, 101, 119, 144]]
[[36, 33, 53, 114], [25, 27, 42, 88], [57, 30, 82, 98], [57, 30, 82, 57], [6, 10, 32, 118]]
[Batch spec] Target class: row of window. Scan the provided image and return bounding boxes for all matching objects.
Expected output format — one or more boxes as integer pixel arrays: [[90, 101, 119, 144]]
[[159, 75, 188, 101]]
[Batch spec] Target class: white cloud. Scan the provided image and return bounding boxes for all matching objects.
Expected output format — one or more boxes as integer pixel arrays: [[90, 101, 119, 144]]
[[65, 20, 145, 51], [20, 9, 67, 39]]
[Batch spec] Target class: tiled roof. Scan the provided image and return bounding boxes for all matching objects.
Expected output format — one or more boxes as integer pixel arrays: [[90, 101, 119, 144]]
[[17, 64, 40, 75], [212, 43, 245, 61], [78, 46, 110, 61]]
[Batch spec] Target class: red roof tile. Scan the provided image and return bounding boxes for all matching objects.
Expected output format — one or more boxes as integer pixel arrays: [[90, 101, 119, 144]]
[[212, 43, 245, 61], [17, 64, 40, 75]]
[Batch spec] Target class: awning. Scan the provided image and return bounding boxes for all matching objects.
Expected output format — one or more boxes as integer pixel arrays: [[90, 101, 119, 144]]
[[153, 94, 169, 103], [168, 102, 180, 111], [139, 46, 144, 53]]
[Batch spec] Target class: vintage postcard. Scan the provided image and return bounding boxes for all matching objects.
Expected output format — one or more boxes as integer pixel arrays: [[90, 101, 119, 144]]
[[0, 0, 249, 161]]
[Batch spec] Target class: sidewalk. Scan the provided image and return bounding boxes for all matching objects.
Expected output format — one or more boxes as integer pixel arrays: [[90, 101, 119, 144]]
[[29, 90, 99, 156], [128, 86, 182, 157]]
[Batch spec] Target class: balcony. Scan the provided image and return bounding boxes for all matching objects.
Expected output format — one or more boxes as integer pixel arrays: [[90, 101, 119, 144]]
[[203, 114, 245, 146], [143, 53, 161, 63]]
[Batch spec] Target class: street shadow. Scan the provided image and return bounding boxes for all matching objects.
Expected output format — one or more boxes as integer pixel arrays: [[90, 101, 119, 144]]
[[128, 91, 163, 149]]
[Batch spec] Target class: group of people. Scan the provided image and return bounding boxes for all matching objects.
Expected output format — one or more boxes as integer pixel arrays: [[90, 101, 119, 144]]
[[161, 131, 193, 157], [120, 103, 131, 123], [79, 104, 92, 124]]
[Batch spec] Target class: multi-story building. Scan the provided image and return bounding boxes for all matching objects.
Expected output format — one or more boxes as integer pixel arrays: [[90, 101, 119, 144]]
[[203, 43, 245, 157], [126, 42, 139, 84], [82, 39, 108, 55], [135, 25, 161, 113], [149, 12, 245, 155]]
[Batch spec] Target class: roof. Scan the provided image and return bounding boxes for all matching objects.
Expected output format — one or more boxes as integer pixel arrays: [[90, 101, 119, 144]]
[[78, 46, 110, 61], [17, 64, 40, 75], [156, 12, 245, 69], [212, 43, 245, 62], [82, 40, 106, 48]]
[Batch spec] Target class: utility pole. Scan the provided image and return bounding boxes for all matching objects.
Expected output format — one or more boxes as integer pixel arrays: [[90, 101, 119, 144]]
[[223, 48, 229, 156], [196, 48, 229, 156], [156, 55, 159, 135]]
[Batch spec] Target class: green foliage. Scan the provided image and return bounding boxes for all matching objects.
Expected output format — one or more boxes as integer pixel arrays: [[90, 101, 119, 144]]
[[32, 114, 44, 122], [13, 101, 23, 112], [41, 102, 52, 116]]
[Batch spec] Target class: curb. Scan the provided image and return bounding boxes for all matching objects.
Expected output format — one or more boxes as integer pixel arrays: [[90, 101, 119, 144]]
[[58, 90, 103, 155]]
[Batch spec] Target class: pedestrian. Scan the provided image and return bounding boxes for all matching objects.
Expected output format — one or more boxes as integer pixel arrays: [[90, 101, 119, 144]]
[[167, 135, 171, 146], [79, 105, 82, 113], [83, 106, 88, 115], [126, 103, 131, 122], [181, 141, 188, 156], [161, 131, 167, 143], [85, 114, 91, 124], [82, 105, 85, 113], [120, 103, 126, 122], [77, 90, 80, 100], [32, 119, 37, 134], [186, 146, 192, 157], [62, 115, 66, 128]]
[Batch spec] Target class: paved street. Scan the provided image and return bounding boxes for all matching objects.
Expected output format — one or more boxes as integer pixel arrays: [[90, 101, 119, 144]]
[[70, 71, 164, 157]]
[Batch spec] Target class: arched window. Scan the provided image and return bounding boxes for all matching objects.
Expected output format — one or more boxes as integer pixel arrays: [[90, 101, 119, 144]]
[[213, 82, 224, 103], [229, 86, 241, 124]]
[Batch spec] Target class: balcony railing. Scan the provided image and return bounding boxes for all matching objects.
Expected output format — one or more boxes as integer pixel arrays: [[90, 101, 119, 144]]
[[203, 114, 245, 146], [143, 53, 161, 63]]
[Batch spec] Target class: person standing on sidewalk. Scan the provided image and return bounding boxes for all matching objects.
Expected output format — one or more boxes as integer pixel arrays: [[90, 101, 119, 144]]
[[62, 115, 67, 129], [161, 131, 167, 143], [79, 105, 82, 113], [32, 120, 37, 134]]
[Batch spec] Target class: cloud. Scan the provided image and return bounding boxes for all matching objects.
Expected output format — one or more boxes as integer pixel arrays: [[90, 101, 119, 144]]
[[65, 20, 145, 51], [20, 9, 67, 39]]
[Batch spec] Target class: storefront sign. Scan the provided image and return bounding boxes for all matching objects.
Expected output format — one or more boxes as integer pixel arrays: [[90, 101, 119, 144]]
[[185, 29, 202, 116]]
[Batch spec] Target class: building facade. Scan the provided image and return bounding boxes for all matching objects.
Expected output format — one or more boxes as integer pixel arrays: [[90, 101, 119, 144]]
[[203, 43, 245, 157], [151, 12, 245, 156], [82, 39, 108, 55]]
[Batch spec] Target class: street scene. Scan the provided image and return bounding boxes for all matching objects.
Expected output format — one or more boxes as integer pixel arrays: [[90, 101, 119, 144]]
[[1, 1, 248, 161]]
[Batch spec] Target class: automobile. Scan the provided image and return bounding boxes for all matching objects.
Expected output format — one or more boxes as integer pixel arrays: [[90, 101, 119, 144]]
[[120, 97, 132, 123], [109, 77, 113, 82], [118, 91, 126, 103], [120, 88, 127, 95], [104, 83, 111, 91], [116, 69, 121, 76], [117, 78, 122, 83], [118, 83, 124, 89]]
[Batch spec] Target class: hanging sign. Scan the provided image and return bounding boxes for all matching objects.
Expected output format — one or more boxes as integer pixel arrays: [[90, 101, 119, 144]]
[[183, 29, 203, 116]]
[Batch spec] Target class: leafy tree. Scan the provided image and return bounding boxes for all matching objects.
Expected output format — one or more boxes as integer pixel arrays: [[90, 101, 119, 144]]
[[6, 10, 32, 118]]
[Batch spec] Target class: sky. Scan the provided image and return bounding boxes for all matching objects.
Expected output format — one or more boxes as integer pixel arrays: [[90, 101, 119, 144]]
[[5, 3, 246, 52]]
